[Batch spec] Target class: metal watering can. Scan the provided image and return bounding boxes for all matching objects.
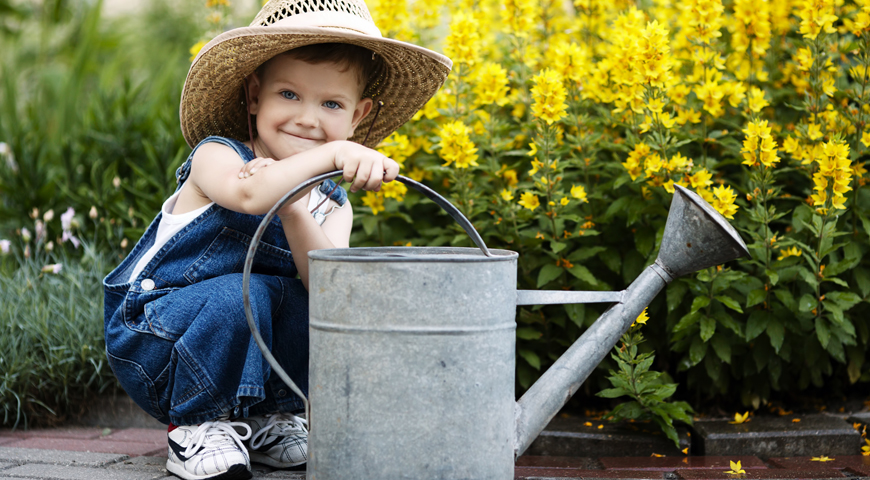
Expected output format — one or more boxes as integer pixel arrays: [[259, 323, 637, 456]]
[[243, 171, 749, 480]]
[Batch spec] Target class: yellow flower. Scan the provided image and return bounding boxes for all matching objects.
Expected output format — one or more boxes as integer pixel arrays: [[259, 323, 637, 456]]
[[444, 12, 481, 68], [474, 62, 510, 106], [747, 86, 769, 113], [570, 184, 588, 202], [518, 192, 541, 211], [777, 246, 802, 260], [500, 189, 515, 201], [798, 0, 838, 40], [795, 47, 814, 71], [438, 121, 479, 169], [667, 152, 690, 172], [501, 0, 538, 39], [862, 130, 870, 148], [811, 456, 834, 462], [560, 197, 569, 206], [729, 411, 750, 424], [689, 169, 714, 189], [503, 169, 519, 187], [362, 191, 385, 215], [528, 142, 538, 157], [631, 307, 649, 327], [711, 184, 739, 219], [638, 20, 673, 88], [189, 40, 207, 62], [531, 69, 568, 125], [806, 123, 823, 141], [380, 181, 408, 201], [725, 460, 746, 475], [377, 133, 413, 166]]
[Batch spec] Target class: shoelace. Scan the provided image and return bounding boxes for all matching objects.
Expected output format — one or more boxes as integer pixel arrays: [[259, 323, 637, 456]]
[[183, 420, 252, 458], [249, 413, 309, 450]]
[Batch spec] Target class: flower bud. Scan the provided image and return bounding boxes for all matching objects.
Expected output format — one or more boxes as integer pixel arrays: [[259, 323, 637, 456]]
[[21, 227, 31, 243], [43, 209, 55, 222], [113, 177, 121, 188], [45, 241, 54, 252], [120, 238, 129, 249], [89, 206, 98, 219]]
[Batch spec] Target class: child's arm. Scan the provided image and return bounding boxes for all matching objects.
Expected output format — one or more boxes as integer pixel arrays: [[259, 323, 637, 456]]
[[179, 139, 396, 287]]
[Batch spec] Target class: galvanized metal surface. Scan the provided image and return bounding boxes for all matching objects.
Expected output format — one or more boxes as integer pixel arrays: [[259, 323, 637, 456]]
[[516, 289, 625, 305], [308, 247, 518, 480]]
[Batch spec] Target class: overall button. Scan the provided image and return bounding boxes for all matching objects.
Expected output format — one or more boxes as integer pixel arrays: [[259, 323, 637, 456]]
[[141, 279, 155, 291], [278, 389, 287, 397]]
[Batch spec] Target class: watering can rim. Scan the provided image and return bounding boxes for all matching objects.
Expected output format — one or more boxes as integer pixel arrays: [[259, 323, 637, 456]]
[[308, 246, 518, 263], [671, 184, 749, 254]]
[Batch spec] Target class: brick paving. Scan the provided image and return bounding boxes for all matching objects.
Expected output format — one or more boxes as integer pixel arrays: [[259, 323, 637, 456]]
[[0, 412, 867, 479]]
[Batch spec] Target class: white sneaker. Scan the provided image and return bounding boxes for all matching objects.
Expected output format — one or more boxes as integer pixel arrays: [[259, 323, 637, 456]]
[[166, 419, 253, 480], [239, 413, 308, 468]]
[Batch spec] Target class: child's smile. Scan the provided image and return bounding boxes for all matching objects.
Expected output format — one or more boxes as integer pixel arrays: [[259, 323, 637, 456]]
[[247, 55, 372, 160]]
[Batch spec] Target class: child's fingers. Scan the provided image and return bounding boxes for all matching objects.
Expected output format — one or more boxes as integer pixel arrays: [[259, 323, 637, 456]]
[[383, 158, 400, 182], [238, 157, 275, 178]]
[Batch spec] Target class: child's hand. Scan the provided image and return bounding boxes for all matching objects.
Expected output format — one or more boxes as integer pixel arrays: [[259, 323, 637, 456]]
[[238, 157, 276, 179], [333, 141, 400, 192]]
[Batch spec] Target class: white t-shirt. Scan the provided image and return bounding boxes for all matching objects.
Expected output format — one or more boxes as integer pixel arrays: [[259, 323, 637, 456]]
[[127, 184, 336, 282]]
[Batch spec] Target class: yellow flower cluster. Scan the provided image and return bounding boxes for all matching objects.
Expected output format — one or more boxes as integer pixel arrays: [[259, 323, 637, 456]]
[[741, 120, 779, 168], [368, 0, 413, 41], [438, 121, 479, 169], [710, 184, 739, 219], [518, 192, 541, 211], [444, 12, 481, 69], [798, 0, 838, 40], [502, 0, 539, 39], [684, 0, 724, 44], [474, 62, 510, 106], [531, 69, 568, 125], [637, 20, 673, 88], [729, 0, 772, 81], [811, 140, 852, 211]]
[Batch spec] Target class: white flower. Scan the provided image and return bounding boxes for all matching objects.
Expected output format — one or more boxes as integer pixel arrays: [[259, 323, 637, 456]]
[[62, 230, 80, 249], [35, 220, 45, 243], [21, 227, 31, 243], [0, 142, 17, 173], [43, 209, 55, 222], [41, 263, 62, 274], [61, 207, 75, 230], [113, 177, 121, 188], [0, 239, 10, 254], [45, 241, 54, 252]]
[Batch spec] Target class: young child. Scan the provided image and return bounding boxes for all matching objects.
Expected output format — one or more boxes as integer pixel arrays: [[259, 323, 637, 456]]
[[102, 1, 451, 479]]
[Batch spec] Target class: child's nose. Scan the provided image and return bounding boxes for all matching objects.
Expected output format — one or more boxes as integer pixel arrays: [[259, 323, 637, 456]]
[[295, 103, 318, 127]]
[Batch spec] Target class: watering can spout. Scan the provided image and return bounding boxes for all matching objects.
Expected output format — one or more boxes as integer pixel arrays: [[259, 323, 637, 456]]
[[513, 184, 749, 456]]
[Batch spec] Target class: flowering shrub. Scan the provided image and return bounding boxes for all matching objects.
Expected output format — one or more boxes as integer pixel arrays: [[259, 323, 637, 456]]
[[356, 0, 870, 407]]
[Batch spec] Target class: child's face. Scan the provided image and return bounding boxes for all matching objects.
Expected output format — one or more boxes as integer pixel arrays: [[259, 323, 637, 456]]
[[247, 55, 373, 160]]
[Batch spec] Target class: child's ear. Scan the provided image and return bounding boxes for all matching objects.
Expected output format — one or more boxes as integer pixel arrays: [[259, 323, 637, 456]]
[[349, 98, 374, 136], [246, 73, 263, 115]]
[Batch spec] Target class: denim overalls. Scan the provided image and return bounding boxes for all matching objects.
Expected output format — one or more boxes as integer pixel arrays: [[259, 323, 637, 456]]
[[103, 136, 346, 426]]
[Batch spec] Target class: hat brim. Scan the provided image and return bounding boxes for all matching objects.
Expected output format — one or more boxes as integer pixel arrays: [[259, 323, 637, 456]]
[[180, 26, 452, 150]]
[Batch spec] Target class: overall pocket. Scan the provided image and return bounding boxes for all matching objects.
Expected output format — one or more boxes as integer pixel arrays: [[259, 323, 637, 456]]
[[106, 350, 169, 422], [183, 227, 295, 284]]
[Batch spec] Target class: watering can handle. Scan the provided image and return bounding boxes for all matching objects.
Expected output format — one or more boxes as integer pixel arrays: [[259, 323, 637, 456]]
[[243, 171, 491, 420]]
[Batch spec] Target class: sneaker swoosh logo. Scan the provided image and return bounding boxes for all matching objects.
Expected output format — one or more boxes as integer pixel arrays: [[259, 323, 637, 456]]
[[168, 437, 201, 462]]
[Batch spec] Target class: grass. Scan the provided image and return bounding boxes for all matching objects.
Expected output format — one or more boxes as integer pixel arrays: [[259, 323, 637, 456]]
[[0, 244, 117, 429]]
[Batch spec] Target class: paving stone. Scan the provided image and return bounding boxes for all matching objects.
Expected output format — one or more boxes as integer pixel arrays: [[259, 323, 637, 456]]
[[843, 465, 870, 477], [1, 428, 104, 441], [260, 471, 306, 479], [517, 456, 602, 469], [525, 417, 690, 457], [0, 463, 163, 479], [846, 413, 870, 426], [108, 455, 168, 474], [0, 447, 127, 466], [0, 441, 15, 448], [674, 469, 846, 479], [691, 415, 860, 457], [600, 456, 767, 471], [768, 456, 870, 470], [1, 437, 163, 457], [516, 468, 666, 479]]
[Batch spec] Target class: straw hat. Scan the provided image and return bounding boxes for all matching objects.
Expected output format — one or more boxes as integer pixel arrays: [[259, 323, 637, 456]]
[[180, 0, 452, 149]]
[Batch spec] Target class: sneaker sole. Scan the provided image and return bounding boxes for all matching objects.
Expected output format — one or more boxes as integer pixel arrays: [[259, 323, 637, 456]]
[[166, 461, 252, 480]]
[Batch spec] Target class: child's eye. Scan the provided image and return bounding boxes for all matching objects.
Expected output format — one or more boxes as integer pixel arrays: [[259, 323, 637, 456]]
[[323, 100, 341, 110], [281, 91, 298, 100]]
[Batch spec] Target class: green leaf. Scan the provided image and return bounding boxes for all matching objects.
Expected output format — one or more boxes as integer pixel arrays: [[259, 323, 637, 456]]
[[565, 304, 585, 328], [799, 267, 819, 288], [747, 289, 766, 308], [854, 268, 870, 298], [518, 349, 541, 370], [517, 327, 543, 340], [848, 346, 864, 384], [823, 301, 845, 324], [798, 294, 816, 312], [551, 241, 567, 254], [815, 318, 830, 349], [773, 289, 796, 311], [537, 264, 562, 288], [826, 291, 862, 311], [711, 334, 732, 363], [766, 269, 779, 286], [362, 215, 378, 235], [825, 277, 850, 288], [567, 264, 599, 286], [667, 281, 688, 312], [600, 248, 621, 273], [568, 246, 606, 262], [715, 295, 743, 313], [597, 387, 628, 399], [689, 336, 707, 366], [746, 310, 770, 341], [700, 316, 716, 342], [674, 311, 702, 333], [767, 318, 785, 353], [691, 296, 711, 313]]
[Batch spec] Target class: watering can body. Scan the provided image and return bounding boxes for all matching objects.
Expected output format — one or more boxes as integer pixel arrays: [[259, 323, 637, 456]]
[[308, 247, 519, 479]]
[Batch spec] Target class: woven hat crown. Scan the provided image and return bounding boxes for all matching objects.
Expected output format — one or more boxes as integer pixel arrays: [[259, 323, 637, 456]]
[[252, 0, 381, 36]]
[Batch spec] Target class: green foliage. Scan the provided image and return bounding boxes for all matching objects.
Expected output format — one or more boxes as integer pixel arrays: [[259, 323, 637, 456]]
[[597, 323, 694, 447], [0, 244, 117, 428]]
